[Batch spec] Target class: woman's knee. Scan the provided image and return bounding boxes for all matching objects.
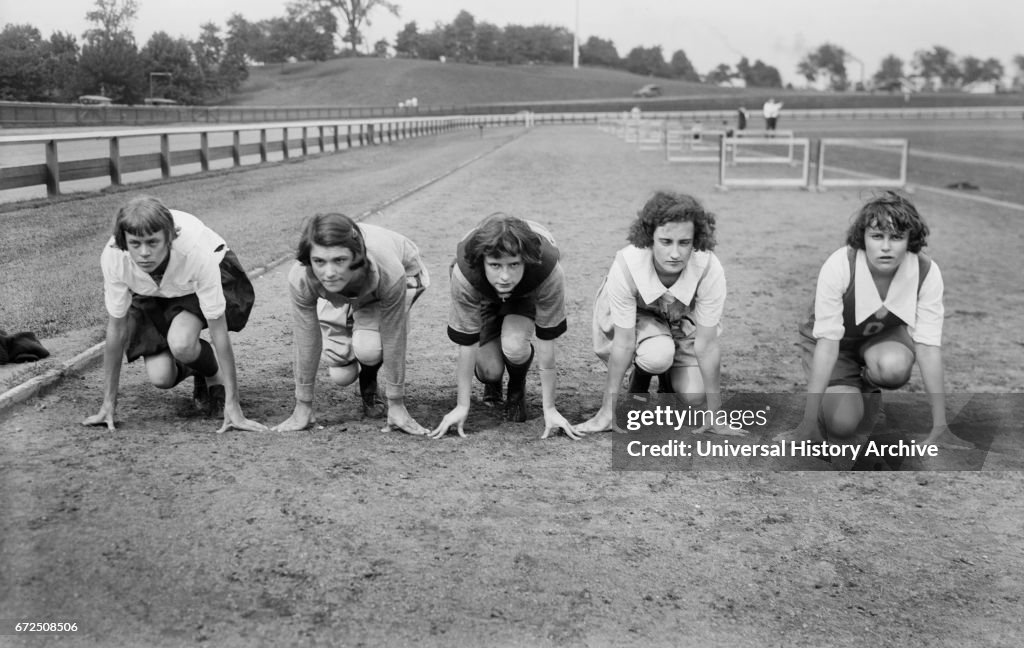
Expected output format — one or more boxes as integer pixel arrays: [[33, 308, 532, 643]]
[[145, 354, 178, 389], [475, 341, 505, 382], [670, 366, 705, 405], [500, 315, 533, 364], [327, 363, 359, 386], [821, 390, 864, 439], [165, 332, 199, 362], [635, 336, 674, 374], [351, 330, 382, 366], [864, 347, 914, 389]]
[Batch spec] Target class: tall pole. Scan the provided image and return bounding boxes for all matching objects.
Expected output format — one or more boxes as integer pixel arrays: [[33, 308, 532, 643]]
[[573, 0, 580, 69]]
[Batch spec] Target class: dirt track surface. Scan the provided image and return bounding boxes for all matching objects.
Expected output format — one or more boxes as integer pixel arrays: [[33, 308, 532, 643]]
[[2, 126, 1023, 647]]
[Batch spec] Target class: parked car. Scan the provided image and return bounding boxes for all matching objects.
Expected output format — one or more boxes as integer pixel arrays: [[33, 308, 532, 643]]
[[633, 84, 662, 98], [78, 95, 113, 106]]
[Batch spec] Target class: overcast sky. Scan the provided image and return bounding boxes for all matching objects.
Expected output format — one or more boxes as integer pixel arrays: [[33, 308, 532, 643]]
[[3, 0, 1022, 85]]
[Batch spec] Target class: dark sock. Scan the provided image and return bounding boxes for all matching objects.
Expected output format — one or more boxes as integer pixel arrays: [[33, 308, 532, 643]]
[[505, 348, 533, 394], [504, 347, 533, 422], [171, 360, 194, 387], [628, 365, 653, 393], [358, 362, 382, 396], [657, 371, 673, 394], [184, 339, 219, 377]]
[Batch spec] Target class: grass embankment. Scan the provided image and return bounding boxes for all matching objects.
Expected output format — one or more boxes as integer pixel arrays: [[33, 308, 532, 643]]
[[222, 57, 1024, 113], [222, 57, 737, 108]]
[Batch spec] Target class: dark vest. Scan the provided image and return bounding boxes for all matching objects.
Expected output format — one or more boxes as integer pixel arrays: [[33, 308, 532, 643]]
[[799, 247, 932, 347]]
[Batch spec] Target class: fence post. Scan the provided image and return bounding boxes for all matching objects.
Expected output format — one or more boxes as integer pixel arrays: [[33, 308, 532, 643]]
[[260, 129, 267, 162], [232, 131, 241, 167], [200, 132, 210, 172], [160, 134, 171, 179], [109, 137, 122, 186], [44, 139, 61, 197]]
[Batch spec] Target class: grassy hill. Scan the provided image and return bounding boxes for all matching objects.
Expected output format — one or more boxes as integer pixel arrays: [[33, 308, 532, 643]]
[[219, 57, 1023, 112], [221, 57, 740, 108]]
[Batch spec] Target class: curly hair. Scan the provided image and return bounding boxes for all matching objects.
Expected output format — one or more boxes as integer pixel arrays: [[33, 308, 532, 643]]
[[846, 190, 929, 253], [462, 213, 543, 269], [626, 190, 717, 251], [112, 196, 178, 250], [296, 212, 366, 269]]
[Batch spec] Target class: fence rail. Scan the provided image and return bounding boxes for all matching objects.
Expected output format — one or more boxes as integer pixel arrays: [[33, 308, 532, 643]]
[[3, 104, 1021, 202], [2, 113, 568, 200], [1, 98, 1022, 129]]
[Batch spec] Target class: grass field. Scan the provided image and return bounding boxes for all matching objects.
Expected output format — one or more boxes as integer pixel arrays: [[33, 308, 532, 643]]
[[2, 123, 1023, 646], [225, 57, 736, 108]]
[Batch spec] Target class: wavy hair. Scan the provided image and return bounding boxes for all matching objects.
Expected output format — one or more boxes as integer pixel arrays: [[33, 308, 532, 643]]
[[846, 190, 929, 253], [462, 213, 543, 269], [627, 190, 717, 251]]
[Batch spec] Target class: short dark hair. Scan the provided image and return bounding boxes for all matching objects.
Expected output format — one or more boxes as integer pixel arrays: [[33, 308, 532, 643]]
[[296, 213, 366, 268], [627, 190, 717, 251], [846, 190, 929, 253], [112, 196, 178, 250], [463, 213, 543, 269]]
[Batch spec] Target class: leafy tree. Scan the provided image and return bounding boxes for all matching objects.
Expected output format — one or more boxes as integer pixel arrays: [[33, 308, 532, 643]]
[[961, 56, 1003, 85], [79, 36, 145, 102], [447, 10, 476, 62], [1013, 54, 1024, 91], [913, 46, 960, 88], [394, 21, 420, 58], [736, 57, 782, 88], [669, 49, 699, 82], [797, 42, 848, 90], [79, 0, 145, 102], [416, 23, 446, 61], [0, 24, 49, 101], [624, 45, 669, 78], [474, 21, 502, 62], [192, 23, 224, 91], [217, 36, 249, 97], [84, 0, 139, 45], [579, 36, 619, 68], [704, 63, 734, 85], [141, 31, 203, 103], [373, 39, 389, 57], [500, 24, 530, 64], [311, 0, 400, 54], [872, 54, 904, 91], [225, 13, 262, 62], [46, 31, 82, 101]]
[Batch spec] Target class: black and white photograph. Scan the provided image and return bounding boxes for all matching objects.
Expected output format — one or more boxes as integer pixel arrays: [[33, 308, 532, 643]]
[[2, 0, 1022, 645]]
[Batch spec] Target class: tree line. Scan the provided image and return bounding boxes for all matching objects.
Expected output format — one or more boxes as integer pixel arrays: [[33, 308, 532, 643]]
[[797, 43, 1017, 92], [2, 0, 1022, 105]]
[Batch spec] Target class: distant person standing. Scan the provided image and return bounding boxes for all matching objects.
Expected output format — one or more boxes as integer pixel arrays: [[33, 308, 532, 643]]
[[763, 98, 783, 132], [736, 106, 748, 131]]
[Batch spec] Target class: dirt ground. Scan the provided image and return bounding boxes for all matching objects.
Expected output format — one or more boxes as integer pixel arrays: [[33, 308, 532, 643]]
[[2, 125, 1023, 647]]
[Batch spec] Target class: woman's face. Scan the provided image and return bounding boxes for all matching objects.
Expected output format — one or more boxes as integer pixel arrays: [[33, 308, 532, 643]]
[[483, 254, 525, 299], [310, 244, 362, 293], [126, 230, 170, 273], [864, 226, 909, 276], [651, 220, 695, 277]]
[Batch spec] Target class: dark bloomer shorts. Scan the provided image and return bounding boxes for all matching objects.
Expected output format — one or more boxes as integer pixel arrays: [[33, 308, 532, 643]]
[[478, 296, 537, 347], [798, 325, 915, 391], [124, 250, 255, 362]]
